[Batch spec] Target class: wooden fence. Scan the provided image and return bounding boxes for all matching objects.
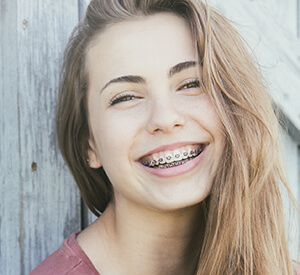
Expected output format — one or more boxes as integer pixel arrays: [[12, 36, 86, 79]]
[[1, 1, 90, 274], [1, 0, 299, 274]]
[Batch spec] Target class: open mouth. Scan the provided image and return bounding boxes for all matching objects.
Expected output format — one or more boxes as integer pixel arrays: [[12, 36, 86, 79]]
[[139, 144, 205, 169]]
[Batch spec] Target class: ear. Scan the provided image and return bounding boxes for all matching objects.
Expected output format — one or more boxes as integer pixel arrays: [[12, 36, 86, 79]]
[[87, 141, 102, 169]]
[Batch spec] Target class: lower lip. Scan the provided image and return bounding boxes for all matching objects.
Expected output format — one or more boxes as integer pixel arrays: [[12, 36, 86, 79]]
[[137, 146, 207, 178]]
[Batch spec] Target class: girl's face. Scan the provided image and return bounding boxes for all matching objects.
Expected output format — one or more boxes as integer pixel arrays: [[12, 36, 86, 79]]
[[87, 13, 225, 212]]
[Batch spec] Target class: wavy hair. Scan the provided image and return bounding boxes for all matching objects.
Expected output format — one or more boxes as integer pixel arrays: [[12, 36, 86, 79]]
[[56, 0, 295, 273]]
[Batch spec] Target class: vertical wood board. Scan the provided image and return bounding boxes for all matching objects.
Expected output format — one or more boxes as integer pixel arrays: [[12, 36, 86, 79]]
[[16, 1, 81, 273], [0, 1, 22, 274], [0, 0, 83, 274], [79, 0, 91, 19]]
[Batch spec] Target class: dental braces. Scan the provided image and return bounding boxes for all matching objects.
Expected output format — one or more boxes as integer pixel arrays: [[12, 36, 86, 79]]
[[142, 148, 203, 167]]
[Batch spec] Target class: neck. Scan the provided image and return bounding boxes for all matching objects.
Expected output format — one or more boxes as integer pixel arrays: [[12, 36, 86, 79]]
[[96, 200, 205, 275]]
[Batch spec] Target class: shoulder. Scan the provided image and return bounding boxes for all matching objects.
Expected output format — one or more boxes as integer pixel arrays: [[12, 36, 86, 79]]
[[30, 232, 99, 275]]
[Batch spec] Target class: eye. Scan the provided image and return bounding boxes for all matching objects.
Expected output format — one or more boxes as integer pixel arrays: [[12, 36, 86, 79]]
[[109, 93, 142, 106], [178, 79, 200, 90]]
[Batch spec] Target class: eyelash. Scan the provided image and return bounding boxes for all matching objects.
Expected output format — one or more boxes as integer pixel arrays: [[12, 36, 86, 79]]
[[178, 79, 200, 90], [109, 79, 201, 106], [109, 93, 140, 106]]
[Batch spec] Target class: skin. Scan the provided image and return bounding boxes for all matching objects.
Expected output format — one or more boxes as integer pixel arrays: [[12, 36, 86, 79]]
[[77, 13, 225, 274]]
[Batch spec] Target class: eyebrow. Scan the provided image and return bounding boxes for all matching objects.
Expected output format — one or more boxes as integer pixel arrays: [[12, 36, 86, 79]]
[[100, 60, 197, 93], [100, 75, 145, 93], [168, 61, 197, 77]]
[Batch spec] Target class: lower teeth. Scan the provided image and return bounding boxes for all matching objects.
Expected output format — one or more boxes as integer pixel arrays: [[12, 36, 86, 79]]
[[157, 158, 190, 168]]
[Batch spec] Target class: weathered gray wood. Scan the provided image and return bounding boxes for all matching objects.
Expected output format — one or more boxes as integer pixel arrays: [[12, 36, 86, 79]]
[[0, 1, 22, 274], [1, 1, 83, 274], [17, 1, 82, 273], [298, 0, 300, 37], [79, 0, 91, 19]]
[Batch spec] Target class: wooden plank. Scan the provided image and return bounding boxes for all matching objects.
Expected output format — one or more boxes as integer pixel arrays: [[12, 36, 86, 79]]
[[15, 1, 81, 273], [0, 1, 22, 274], [298, 0, 300, 37], [79, 0, 91, 19]]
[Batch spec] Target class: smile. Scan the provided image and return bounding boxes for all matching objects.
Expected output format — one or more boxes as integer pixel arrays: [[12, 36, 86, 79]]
[[140, 144, 204, 169]]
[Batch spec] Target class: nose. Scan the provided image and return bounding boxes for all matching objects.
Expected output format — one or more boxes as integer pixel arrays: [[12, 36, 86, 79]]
[[145, 95, 185, 134]]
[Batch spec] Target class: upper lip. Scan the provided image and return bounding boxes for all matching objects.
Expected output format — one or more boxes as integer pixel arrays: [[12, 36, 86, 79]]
[[137, 141, 208, 160]]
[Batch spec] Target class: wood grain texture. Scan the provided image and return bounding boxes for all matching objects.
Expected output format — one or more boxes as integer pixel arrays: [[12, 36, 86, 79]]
[[0, 1, 22, 274], [1, 1, 82, 274], [17, 1, 82, 273], [79, 0, 91, 19]]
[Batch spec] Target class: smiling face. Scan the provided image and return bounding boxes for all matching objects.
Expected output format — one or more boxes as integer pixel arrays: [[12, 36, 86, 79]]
[[86, 13, 225, 211]]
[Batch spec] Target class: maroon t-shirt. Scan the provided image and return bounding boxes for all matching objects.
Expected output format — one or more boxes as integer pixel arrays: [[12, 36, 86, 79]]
[[29, 232, 300, 274], [30, 232, 99, 275]]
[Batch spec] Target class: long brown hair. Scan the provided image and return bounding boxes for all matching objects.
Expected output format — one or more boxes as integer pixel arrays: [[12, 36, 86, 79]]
[[56, 0, 296, 273]]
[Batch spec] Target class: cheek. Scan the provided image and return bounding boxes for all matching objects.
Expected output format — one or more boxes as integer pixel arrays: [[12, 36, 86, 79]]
[[191, 97, 225, 152], [94, 113, 138, 161], [189, 96, 223, 129]]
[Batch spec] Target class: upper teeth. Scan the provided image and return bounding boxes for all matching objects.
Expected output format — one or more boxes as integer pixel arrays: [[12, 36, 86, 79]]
[[141, 145, 203, 167]]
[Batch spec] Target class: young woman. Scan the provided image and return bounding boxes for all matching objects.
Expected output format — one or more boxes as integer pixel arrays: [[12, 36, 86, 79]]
[[31, 0, 298, 274]]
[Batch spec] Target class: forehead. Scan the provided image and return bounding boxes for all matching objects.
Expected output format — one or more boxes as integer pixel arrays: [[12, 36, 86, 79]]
[[85, 13, 197, 88]]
